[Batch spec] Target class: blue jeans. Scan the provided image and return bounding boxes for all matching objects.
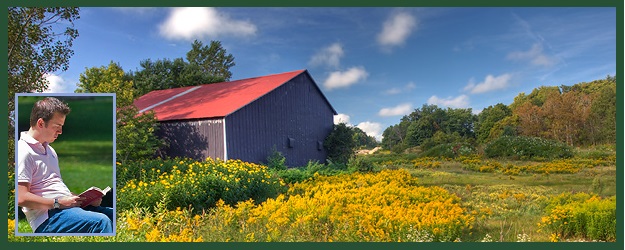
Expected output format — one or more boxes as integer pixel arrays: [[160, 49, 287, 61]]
[[34, 206, 113, 234]]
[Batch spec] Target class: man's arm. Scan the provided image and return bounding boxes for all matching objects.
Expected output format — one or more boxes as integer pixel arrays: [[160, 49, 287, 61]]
[[17, 182, 84, 209]]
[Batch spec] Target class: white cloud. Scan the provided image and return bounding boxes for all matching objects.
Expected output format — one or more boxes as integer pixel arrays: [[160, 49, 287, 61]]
[[385, 81, 417, 95], [309, 43, 344, 68], [378, 103, 412, 117], [377, 11, 418, 48], [384, 87, 401, 95], [159, 7, 257, 41], [405, 81, 416, 90], [427, 95, 469, 109], [323, 67, 369, 90], [357, 121, 384, 141], [43, 74, 74, 93], [507, 43, 555, 66], [463, 74, 512, 94], [334, 113, 352, 125]]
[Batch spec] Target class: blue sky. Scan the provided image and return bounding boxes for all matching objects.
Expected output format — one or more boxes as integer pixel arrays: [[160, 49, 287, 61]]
[[44, 7, 617, 141]]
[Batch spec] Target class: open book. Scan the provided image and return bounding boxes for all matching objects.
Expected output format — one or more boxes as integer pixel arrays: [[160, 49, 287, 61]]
[[78, 186, 111, 208]]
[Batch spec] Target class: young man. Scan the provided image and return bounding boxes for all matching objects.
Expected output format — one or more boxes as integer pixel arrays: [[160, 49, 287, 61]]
[[17, 97, 113, 234]]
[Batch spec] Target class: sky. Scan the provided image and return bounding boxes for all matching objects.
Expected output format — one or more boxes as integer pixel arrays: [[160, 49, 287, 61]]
[[44, 7, 617, 141]]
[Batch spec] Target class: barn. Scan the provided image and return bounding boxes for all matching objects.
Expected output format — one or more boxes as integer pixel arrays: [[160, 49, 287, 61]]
[[133, 69, 337, 167]]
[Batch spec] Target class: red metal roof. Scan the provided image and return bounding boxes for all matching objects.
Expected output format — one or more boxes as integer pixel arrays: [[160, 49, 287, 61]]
[[134, 69, 310, 121]]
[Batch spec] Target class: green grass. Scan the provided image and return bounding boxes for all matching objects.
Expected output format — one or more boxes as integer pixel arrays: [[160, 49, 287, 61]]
[[53, 140, 114, 192]]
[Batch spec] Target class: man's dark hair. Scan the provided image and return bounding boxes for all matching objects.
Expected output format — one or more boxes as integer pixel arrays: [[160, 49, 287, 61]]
[[29, 97, 71, 127]]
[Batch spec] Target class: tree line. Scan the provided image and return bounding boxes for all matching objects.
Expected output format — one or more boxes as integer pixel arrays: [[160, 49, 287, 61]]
[[381, 76, 617, 153]]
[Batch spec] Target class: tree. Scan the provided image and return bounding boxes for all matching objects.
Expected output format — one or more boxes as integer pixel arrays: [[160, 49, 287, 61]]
[[76, 61, 134, 106], [131, 58, 188, 97], [352, 127, 378, 149], [130, 40, 236, 97], [186, 40, 235, 81], [76, 62, 163, 163], [324, 123, 356, 165], [8, 7, 80, 163], [475, 103, 512, 143]]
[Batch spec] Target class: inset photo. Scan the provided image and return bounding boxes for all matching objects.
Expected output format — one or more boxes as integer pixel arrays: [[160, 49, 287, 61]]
[[14, 94, 116, 236]]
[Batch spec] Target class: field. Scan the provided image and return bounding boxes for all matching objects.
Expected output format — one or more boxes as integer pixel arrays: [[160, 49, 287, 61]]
[[8, 144, 616, 242]]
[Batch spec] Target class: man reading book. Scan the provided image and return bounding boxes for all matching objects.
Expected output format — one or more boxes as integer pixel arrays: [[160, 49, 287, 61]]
[[17, 97, 113, 234]]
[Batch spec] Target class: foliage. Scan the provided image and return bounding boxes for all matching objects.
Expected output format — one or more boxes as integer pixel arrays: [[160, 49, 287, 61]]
[[203, 169, 474, 242], [117, 107, 163, 163], [186, 40, 235, 82], [117, 158, 285, 212], [76, 62, 164, 163], [271, 160, 350, 184], [8, 170, 16, 219], [484, 136, 573, 160], [116, 200, 204, 242], [7, 7, 80, 162], [382, 104, 476, 151], [347, 156, 376, 173], [475, 103, 512, 144], [352, 126, 378, 149], [539, 193, 616, 241], [130, 40, 235, 97], [265, 146, 287, 170], [324, 123, 357, 164], [420, 143, 476, 158], [76, 61, 134, 106], [511, 77, 616, 146]]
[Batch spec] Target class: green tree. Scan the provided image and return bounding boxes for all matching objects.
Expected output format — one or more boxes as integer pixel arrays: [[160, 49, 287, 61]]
[[130, 40, 235, 97], [76, 62, 163, 163], [8, 7, 80, 163], [475, 103, 512, 143], [76, 61, 134, 106], [324, 123, 356, 165], [586, 77, 616, 145], [186, 40, 235, 81], [131, 58, 188, 97], [352, 127, 378, 149]]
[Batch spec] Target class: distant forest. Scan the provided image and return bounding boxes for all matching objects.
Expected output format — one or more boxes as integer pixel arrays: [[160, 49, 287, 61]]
[[380, 76, 617, 152]]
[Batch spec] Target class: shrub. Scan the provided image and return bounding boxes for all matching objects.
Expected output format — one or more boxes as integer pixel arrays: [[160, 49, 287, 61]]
[[420, 143, 476, 158], [265, 146, 287, 170], [324, 123, 356, 164], [347, 156, 375, 173], [484, 136, 573, 160], [539, 193, 616, 241], [117, 158, 286, 212]]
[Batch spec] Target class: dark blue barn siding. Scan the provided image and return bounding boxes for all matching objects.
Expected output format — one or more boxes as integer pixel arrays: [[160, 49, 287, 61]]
[[158, 118, 225, 161], [226, 73, 334, 167]]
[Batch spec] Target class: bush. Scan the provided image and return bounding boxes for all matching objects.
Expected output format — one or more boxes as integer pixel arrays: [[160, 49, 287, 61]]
[[117, 158, 286, 212], [484, 136, 573, 160], [265, 146, 287, 170], [272, 160, 349, 184], [420, 143, 476, 158], [324, 123, 356, 165], [540, 193, 616, 241], [347, 157, 376, 173]]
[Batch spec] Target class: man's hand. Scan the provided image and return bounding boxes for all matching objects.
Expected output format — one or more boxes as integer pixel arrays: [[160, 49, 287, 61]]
[[58, 195, 85, 208], [88, 198, 103, 207]]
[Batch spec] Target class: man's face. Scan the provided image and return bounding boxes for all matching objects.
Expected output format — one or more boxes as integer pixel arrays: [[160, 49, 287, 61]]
[[40, 112, 66, 144]]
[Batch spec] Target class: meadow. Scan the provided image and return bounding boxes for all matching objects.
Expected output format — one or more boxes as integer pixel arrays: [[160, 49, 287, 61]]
[[8, 143, 616, 242]]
